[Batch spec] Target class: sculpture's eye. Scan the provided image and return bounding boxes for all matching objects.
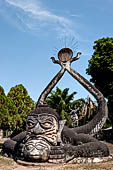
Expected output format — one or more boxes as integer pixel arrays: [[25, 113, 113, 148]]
[[25, 144, 34, 152], [41, 122, 52, 129], [27, 120, 35, 128]]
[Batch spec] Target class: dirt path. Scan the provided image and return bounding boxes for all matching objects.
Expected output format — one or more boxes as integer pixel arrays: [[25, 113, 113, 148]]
[[13, 161, 113, 170], [13, 163, 64, 170]]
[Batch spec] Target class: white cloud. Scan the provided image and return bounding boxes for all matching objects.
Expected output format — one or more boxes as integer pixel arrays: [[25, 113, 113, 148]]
[[2, 0, 75, 37], [70, 14, 81, 17]]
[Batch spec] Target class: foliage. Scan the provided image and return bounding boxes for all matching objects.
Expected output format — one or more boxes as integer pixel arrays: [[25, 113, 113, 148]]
[[0, 84, 35, 135], [0, 86, 5, 96], [7, 84, 35, 134], [46, 87, 76, 127], [86, 37, 113, 127], [46, 87, 97, 127], [0, 86, 18, 132], [72, 98, 85, 116], [107, 95, 113, 126]]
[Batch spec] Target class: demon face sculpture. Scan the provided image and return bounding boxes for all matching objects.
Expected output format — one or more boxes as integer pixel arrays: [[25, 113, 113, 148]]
[[2, 48, 110, 163], [23, 106, 59, 161]]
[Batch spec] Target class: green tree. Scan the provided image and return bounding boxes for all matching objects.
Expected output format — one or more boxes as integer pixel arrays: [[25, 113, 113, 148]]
[[0, 86, 18, 132], [86, 37, 113, 127], [0, 86, 8, 131], [0, 85, 5, 96], [7, 84, 35, 134], [46, 87, 76, 127]]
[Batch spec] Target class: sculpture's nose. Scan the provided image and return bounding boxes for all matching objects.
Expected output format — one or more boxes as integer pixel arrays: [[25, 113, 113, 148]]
[[33, 123, 44, 135]]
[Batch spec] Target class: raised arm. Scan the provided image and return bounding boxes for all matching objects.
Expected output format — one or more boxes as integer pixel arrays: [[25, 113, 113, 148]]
[[36, 59, 66, 107]]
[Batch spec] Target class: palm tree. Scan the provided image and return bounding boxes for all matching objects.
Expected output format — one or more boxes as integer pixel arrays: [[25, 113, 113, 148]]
[[46, 87, 76, 127]]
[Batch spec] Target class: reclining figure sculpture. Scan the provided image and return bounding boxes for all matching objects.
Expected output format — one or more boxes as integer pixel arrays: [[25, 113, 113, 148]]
[[2, 48, 110, 163]]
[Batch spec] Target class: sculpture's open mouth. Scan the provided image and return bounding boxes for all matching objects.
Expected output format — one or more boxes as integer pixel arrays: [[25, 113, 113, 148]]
[[23, 138, 51, 162]]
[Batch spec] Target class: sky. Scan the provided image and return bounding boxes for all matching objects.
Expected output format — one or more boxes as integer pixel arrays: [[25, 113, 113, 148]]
[[0, 0, 113, 103]]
